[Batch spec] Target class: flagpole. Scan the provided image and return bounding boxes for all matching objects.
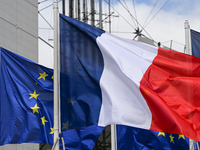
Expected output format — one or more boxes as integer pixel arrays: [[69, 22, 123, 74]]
[[185, 20, 192, 55], [99, 1, 117, 148], [105, 0, 117, 148], [185, 19, 193, 150], [99, 0, 102, 29], [53, 0, 59, 150], [111, 125, 117, 150], [184, 20, 198, 150]]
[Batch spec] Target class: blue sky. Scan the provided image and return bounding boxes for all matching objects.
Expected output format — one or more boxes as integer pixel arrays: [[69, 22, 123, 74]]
[[38, 0, 200, 68]]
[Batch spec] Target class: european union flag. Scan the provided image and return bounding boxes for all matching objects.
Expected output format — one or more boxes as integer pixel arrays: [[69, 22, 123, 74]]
[[117, 125, 189, 150], [0, 47, 104, 149], [0, 47, 54, 145]]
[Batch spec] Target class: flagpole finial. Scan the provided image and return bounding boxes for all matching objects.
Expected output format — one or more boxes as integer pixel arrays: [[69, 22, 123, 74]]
[[184, 20, 190, 29], [184, 20, 191, 55]]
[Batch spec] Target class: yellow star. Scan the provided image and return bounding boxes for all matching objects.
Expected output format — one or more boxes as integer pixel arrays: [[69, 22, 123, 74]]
[[29, 90, 39, 100], [41, 116, 48, 125], [178, 134, 185, 140], [51, 75, 54, 79], [68, 98, 75, 105], [30, 103, 40, 114], [50, 127, 54, 134], [158, 132, 165, 137], [169, 134, 174, 143], [62, 121, 69, 130], [38, 72, 48, 80]]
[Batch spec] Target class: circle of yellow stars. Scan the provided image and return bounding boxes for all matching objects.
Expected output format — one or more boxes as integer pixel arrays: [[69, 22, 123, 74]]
[[29, 72, 54, 134]]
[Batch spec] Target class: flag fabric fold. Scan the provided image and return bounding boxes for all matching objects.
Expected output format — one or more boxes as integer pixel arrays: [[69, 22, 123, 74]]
[[60, 13, 200, 141], [0, 47, 104, 149]]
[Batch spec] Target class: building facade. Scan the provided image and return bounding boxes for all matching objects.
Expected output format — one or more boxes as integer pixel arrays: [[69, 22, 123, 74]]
[[0, 0, 38, 149], [0, 0, 38, 62]]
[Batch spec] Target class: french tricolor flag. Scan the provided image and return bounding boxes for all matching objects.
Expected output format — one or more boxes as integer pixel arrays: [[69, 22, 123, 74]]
[[60, 14, 200, 141]]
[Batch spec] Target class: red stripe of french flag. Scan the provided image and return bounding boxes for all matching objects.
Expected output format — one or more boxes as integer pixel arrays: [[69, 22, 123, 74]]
[[96, 32, 200, 141], [141, 47, 200, 141]]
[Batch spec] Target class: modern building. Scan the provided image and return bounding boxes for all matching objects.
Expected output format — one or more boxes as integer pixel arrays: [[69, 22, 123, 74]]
[[0, 0, 39, 149], [0, 0, 38, 62]]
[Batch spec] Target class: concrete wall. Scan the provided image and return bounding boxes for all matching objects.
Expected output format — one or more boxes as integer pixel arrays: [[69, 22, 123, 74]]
[[0, 143, 39, 150], [0, 0, 39, 149], [0, 0, 38, 62]]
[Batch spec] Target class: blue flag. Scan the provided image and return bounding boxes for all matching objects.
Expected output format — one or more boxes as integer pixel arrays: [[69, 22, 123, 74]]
[[117, 125, 189, 150], [191, 29, 200, 57], [0, 47, 104, 149]]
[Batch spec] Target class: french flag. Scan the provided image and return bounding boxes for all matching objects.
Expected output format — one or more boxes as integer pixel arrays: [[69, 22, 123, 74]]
[[60, 14, 200, 141]]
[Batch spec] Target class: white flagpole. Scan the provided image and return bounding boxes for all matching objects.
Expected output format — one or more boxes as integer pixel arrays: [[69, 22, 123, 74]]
[[185, 20, 192, 55], [99, 0, 102, 29], [111, 125, 117, 150], [104, 0, 117, 148], [53, 0, 59, 150], [184, 20, 198, 150]]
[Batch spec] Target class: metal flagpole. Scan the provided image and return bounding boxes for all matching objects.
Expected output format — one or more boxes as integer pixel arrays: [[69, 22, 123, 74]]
[[83, 0, 86, 22], [185, 20, 192, 55], [184, 20, 200, 150], [99, 1, 116, 149], [197, 141, 200, 150], [99, 0, 102, 29], [107, 1, 117, 149], [111, 125, 117, 150], [108, 0, 111, 33], [53, 0, 59, 150], [185, 19, 193, 150], [91, 0, 95, 26]]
